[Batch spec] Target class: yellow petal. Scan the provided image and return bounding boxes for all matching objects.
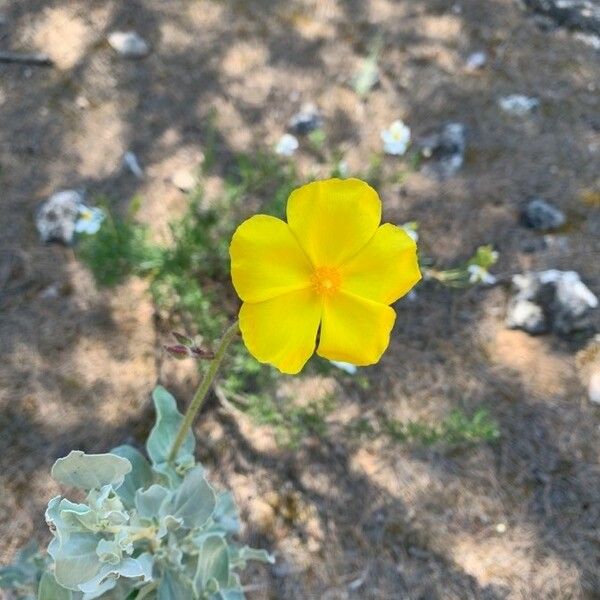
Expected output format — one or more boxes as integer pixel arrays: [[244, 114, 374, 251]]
[[287, 178, 381, 266], [340, 224, 421, 305], [230, 215, 313, 303], [239, 289, 322, 374], [317, 292, 396, 365]]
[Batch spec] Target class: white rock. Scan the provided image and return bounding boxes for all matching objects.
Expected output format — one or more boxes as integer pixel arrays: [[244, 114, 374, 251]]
[[171, 169, 197, 193], [465, 51, 487, 71], [499, 94, 540, 116], [108, 31, 150, 58], [36, 190, 83, 245], [589, 371, 600, 405]]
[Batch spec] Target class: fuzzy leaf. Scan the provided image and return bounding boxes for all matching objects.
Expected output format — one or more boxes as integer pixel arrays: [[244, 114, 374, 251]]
[[52, 451, 132, 491], [194, 535, 229, 593], [38, 572, 73, 600], [49, 532, 102, 591], [110, 445, 154, 507], [158, 569, 194, 600], [135, 484, 171, 521], [146, 387, 195, 470], [170, 466, 216, 529]]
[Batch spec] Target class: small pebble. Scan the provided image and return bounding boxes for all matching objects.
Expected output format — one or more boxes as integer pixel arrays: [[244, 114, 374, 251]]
[[420, 122, 466, 179], [522, 198, 566, 231], [171, 169, 197, 193], [465, 51, 487, 71], [108, 31, 150, 58], [123, 151, 144, 179], [499, 94, 540, 116], [589, 371, 600, 405], [495, 523, 507, 534], [288, 103, 323, 135]]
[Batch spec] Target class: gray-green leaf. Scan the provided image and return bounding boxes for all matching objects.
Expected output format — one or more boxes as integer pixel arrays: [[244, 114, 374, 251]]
[[158, 569, 194, 600], [38, 572, 73, 600], [146, 387, 195, 469], [194, 535, 229, 593], [52, 451, 132, 491], [170, 466, 216, 530], [110, 445, 154, 507]]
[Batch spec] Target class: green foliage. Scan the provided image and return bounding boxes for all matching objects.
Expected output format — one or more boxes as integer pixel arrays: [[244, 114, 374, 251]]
[[77, 201, 159, 287], [0, 542, 47, 599], [348, 408, 500, 447], [32, 386, 273, 600], [352, 36, 381, 98], [240, 392, 337, 449]]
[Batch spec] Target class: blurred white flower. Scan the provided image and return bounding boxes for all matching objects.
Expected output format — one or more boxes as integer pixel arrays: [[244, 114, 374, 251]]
[[401, 221, 419, 242], [275, 133, 299, 157], [75, 204, 105, 235], [467, 264, 497, 285], [330, 360, 358, 375], [381, 120, 411, 156]]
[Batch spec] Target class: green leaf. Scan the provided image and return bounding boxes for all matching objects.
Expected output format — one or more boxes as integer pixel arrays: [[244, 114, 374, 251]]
[[110, 445, 154, 507], [231, 546, 274, 569], [212, 492, 240, 534], [212, 590, 244, 600], [38, 572, 73, 600], [135, 484, 171, 521], [51, 451, 132, 491], [194, 536, 229, 593], [48, 532, 102, 591], [158, 569, 194, 600], [146, 387, 195, 469], [170, 466, 216, 529]]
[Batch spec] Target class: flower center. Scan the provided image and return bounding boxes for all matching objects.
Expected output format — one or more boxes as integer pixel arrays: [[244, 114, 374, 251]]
[[312, 266, 341, 297]]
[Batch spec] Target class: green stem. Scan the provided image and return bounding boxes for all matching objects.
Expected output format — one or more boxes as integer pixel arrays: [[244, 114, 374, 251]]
[[167, 320, 239, 464]]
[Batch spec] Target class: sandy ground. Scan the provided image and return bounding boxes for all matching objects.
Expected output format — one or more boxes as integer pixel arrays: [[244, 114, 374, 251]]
[[1, 1, 600, 598]]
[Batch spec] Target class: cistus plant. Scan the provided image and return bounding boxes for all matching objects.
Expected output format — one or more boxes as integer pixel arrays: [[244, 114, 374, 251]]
[[2, 178, 422, 599]]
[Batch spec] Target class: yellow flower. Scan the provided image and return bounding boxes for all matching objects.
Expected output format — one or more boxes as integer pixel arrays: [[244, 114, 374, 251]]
[[229, 178, 421, 374]]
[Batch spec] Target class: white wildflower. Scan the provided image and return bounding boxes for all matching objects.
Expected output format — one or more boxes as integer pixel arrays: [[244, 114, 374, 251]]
[[75, 204, 105, 235], [381, 120, 411, 156], [467, 264, 497, 286], [275, 133, 299, 157]]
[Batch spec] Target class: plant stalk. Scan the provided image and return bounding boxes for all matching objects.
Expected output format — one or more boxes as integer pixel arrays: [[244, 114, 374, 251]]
[[167, 320, 239, 464]]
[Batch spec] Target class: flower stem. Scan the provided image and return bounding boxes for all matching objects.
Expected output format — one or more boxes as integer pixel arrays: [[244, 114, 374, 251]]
[[167, 320, 239, 464]]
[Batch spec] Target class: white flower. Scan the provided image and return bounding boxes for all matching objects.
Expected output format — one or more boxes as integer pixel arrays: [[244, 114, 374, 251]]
[[330, 360, 358, 375], [381, 120, 411, 156], [467, 264, 497, 286], [275, 133, 299, 157], [75, 204, 105, 235]]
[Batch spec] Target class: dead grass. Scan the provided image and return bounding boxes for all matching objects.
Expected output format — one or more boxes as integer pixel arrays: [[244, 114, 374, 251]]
[[1, 0, 600, 598]]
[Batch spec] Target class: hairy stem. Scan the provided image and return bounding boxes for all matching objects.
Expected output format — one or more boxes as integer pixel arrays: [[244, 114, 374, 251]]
[[167, 320, 239, 464]]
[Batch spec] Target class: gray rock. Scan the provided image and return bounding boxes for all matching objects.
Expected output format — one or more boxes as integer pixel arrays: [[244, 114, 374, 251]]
[[288, 103, 323, 135], [35, 190, 82, 245], [419, 122, 466, 179], [506, 270, 598, 335], [108, 31, 150, 58], [521, 0, 600, 36], [522, 198, 566, 231]]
